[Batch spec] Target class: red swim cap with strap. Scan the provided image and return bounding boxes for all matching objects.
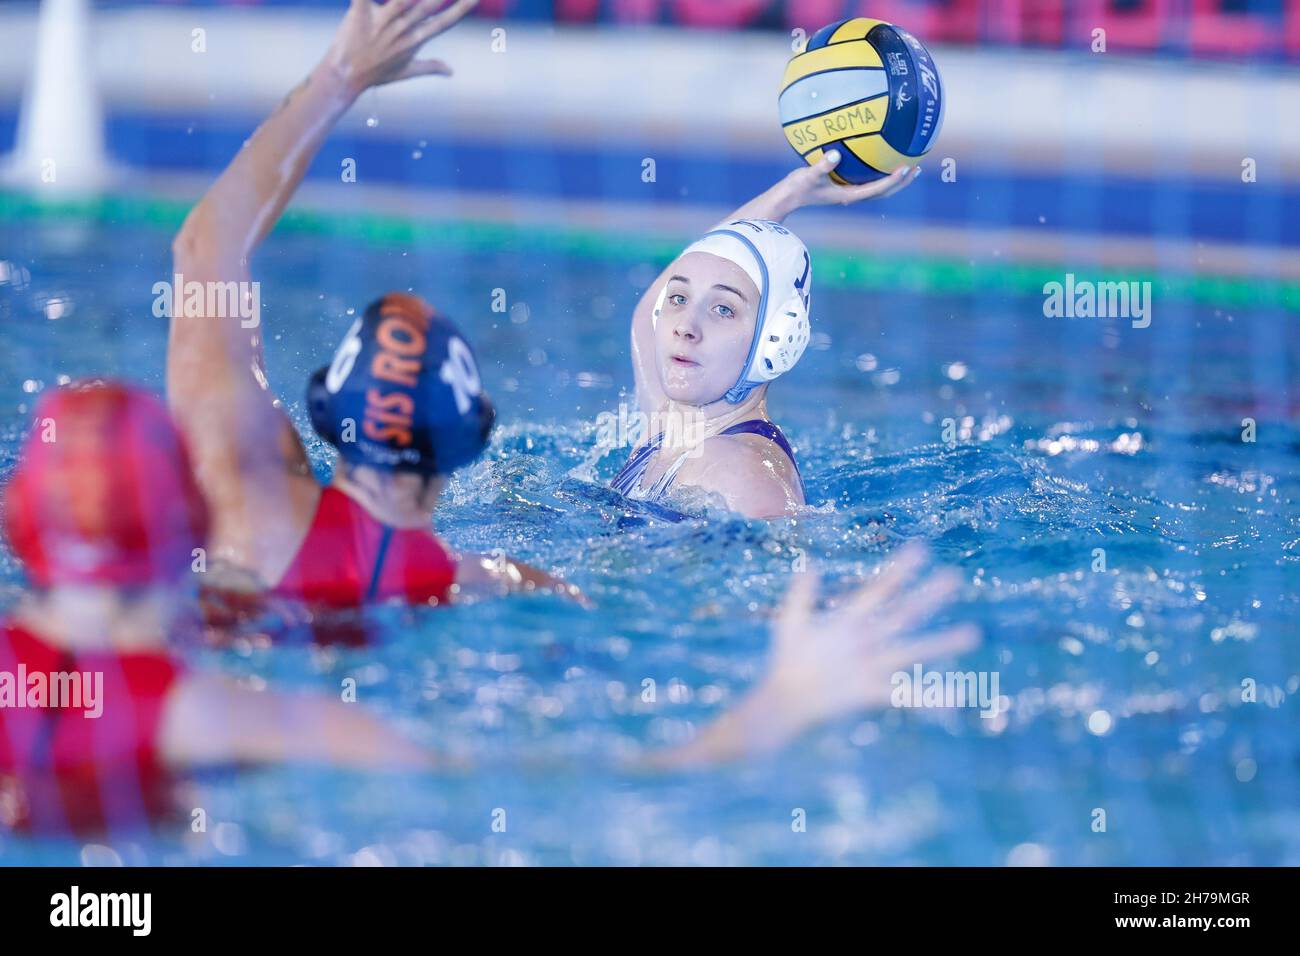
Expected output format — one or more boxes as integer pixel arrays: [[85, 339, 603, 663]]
[[2, 381, 209, 588]]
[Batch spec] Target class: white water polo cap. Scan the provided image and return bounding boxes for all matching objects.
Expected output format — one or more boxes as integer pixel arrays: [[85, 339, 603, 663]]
[[652, 218, 812, 404]]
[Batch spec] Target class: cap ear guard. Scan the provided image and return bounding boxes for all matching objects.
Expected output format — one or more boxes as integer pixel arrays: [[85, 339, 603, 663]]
[[428, 390, 497, 475], [723, 291, 810, 403], [306, 366, 340, 448], [749, 290, 811, 383]]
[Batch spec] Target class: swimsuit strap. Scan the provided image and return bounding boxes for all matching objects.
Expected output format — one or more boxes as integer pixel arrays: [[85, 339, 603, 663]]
[[718, 419, 799, 467], [610, 431, 668, 497], [644, 445, 694, 500], [611, 419, 803, 504], [719, 419, 804, 497]]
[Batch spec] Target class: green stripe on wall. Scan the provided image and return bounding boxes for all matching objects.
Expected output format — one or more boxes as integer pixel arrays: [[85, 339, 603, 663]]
[[3, 190, 1297, 310]]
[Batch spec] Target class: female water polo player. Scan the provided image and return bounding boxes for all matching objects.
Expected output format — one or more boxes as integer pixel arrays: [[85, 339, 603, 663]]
[[613, 156, 919, 519], [165, 1, 582, 606], [0, 384, 440, 832], [167, 0, 579, 610], [1, 382, 978, 831]]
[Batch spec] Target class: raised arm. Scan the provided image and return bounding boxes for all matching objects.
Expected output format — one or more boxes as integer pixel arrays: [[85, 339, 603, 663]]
[[729, 149, 918, 222], [168, 0, 479, 577], [629, 152, 918, 414], [640, 543, 979, 770]]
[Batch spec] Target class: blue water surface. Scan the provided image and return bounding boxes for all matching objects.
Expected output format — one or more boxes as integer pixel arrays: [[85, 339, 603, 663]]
[[0, 213, 1297, 866]]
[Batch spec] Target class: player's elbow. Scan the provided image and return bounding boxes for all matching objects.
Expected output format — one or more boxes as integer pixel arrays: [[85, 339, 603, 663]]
[[171, 206, 218, 270], [171, 219, 200, 268]]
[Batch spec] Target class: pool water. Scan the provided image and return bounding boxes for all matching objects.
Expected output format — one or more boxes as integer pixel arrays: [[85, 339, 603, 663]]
[[0, 209, 1297, 866]]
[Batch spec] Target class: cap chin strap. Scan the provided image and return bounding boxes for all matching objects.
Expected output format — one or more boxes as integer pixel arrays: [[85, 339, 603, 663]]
[[714, 229, 771, 404], [723, 380, 760, 404]]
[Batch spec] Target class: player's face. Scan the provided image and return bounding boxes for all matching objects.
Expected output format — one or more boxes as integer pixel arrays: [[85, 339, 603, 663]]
[[654, 252, 761, 406]]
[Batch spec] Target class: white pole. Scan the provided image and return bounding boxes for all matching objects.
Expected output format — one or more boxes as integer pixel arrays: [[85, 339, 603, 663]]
[[5, 0, 108, 195]]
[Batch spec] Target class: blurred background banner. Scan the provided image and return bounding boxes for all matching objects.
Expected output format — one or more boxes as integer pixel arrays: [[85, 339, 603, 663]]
[[65, 0, 1300, 62], [2, 0, 1296, 267]]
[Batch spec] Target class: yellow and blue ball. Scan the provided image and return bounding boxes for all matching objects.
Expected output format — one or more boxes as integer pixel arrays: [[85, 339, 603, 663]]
[[779, 18, 945, 184]]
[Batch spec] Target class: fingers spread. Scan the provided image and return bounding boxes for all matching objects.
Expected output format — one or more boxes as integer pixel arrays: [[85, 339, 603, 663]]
[[881, 624, 982, 673], [388, 0, 452, 40], [825, 164, 908, 204], [383, 0, 430, 29], [877, 164, 919, 198], [423, 0, 481, 37], [875, 565, 964, 636], [400, 58, 453, 79], [835, 542, 928, 622], [774, 570, 820, 653]]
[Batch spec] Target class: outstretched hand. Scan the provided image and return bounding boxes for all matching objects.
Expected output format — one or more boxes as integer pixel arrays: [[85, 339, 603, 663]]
[[783, 150, 919, 209], [759, 542, 980, 735], [638, 543, 981, 771], [325, 0, 480, 94]]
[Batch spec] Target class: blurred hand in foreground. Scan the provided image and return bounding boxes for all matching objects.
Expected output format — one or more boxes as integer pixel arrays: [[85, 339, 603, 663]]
[[644, 542, 981, 770]]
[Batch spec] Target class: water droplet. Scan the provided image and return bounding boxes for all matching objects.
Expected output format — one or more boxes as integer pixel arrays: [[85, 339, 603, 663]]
[[1087, 710, 1112, 735]]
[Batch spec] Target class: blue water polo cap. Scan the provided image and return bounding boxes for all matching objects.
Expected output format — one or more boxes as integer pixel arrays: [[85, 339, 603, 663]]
[[307, 292, 495, 476]]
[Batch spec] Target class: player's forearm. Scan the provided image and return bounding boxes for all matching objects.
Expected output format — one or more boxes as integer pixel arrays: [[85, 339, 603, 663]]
[[454, 555, 591, 607], [638, 681, 807, 771], [167, 61, 357, 417], [271, 694, 441, 771], [725, 175, 800, 225], [512, 559, 591, 607], [320, 703, 441, 770], [174, 60, 359, 269]]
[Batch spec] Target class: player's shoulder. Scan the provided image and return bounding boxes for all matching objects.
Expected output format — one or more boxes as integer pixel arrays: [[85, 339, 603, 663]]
[[681, 432, 802, 517], [715, 429, 800, 477]]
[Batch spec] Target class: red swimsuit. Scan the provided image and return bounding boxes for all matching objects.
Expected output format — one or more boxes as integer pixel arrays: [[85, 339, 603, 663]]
[[272, 487, 459, 608], [0, 622, 182, 833]]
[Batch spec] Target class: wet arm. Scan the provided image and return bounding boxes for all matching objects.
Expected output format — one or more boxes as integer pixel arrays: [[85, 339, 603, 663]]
[[168, 63, 358, 477], [161, 675, 440, 771], [454, 553, 592, 608], [168, 1, 476, 573]]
